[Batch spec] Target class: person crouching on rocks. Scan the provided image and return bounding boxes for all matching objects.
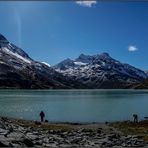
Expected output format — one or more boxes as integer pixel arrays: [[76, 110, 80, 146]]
[[133, 114, 138, 123], [40, 111, 45, 122]]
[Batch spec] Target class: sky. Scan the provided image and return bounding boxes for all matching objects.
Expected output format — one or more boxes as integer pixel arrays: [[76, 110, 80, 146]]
[[0, 1, 148, 70]]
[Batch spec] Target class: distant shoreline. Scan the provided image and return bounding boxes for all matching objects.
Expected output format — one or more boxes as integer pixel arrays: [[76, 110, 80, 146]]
[[0, 88, 147, 90]]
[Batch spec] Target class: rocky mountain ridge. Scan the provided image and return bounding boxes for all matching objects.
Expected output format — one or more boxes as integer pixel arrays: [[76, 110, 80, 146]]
[[0, 34, 84, 89], [53, 53, 147, 88]]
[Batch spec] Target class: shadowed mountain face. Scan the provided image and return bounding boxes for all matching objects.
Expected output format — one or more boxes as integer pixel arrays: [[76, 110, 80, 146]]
[[0, 34, 8, 41], [131, 79, 148, 89], [0, 34, 85, 89], [53, 53, 148, 89]]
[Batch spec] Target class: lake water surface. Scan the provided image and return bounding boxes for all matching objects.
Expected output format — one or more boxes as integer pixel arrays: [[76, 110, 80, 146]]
[[0, 89, 148, 122]]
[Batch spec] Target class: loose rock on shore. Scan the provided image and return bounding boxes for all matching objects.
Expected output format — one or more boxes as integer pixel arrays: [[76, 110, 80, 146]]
[[0, 117, 147, 147]]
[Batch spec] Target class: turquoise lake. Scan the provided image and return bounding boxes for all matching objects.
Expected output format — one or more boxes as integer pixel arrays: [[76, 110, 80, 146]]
[[0, 89, 148, 122]]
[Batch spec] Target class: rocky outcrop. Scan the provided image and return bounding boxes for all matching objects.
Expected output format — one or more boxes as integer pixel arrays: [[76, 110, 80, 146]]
[[0, 117, 147, 147]]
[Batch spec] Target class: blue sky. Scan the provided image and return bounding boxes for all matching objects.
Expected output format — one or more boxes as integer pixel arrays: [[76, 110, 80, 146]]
[[0, 1, 148, 70]]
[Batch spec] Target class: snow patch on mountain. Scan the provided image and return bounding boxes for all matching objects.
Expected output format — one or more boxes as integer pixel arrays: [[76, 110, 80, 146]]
[[74, 61, 87, 66], [1, 47, 31, 64], [42, 62, 51, 67]]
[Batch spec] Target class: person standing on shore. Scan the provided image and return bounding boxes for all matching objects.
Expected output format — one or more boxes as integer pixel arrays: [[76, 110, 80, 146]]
[[40, 111, 45, 122], [133, 114, 138, 123]]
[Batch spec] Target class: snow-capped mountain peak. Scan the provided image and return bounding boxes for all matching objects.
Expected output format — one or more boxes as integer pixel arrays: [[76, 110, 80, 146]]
[[98, 52, 110, 58], [76, 53, 93, 63], [0, 34, 33, 65], [0, 34, 8, 41], [0, 34, 9, 47], [0, 33, 78, 89], [53, 52, 148, 88]]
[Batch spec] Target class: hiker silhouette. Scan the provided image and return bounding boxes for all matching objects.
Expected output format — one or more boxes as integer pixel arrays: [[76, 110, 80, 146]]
[[133, 114, 138, 123], [40, 111, 45, 122]]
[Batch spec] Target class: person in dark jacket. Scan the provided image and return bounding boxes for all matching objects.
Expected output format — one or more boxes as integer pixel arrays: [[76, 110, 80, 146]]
[[40, 111, 45, 122], [133, 114, 138, 123]]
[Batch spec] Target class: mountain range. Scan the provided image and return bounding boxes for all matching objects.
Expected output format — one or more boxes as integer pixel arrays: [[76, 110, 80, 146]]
[[0, 33, 147, 89], [53, 53, 148, 88], [0, 34, 84, 89]]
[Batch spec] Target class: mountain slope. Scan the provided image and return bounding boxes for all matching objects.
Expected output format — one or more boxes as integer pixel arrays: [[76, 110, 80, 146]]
[[53, 53, 147, 89], [0, 34, 85, 89], [145, 71, 148, 76], [131, 79, 148, 89]]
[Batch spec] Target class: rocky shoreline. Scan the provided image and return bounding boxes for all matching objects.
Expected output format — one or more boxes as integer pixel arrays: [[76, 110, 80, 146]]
[[0, 117, 147, 147]]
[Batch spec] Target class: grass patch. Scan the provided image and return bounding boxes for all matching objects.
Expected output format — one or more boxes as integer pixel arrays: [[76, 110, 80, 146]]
[[13, 119, 76, 131], [110, 120, 148, 142]]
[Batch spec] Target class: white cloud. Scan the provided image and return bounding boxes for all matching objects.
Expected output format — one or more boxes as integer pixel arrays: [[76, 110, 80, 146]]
[[75, 0, 97, 7], [128, 45, 138, 52]]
